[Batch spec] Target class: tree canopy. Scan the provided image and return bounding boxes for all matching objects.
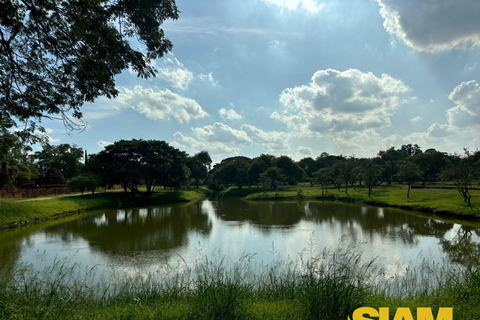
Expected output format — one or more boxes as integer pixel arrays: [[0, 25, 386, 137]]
[[0, 0, 179, 140]]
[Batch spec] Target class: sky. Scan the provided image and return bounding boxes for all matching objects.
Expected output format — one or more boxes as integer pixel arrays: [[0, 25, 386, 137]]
[[43, 0, 480, 164]]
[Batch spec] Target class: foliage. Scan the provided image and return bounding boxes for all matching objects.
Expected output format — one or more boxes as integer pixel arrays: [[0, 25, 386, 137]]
[[276, 156, 304, 186], [0, 0, 179, 140], [68, 173, 101, 195], [360, 160, 384, 197], [0, 127, 37, 186], [34, 143, 84, 180], [187, 151, 212, 188], [92, 139, 190, 193], [395, 160, 423, 199], [211, 159, 251, 190], [2, 246, 479, 319], [440, 151, 480, 206]]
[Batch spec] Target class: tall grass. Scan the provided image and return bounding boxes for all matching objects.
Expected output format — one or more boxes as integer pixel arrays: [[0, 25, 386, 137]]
[[1, 243, 479, 319]]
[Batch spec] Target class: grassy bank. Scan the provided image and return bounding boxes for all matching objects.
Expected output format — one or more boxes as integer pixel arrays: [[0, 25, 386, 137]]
[[241, 183, 480, 219], [1, 246, 478, 319], [0, 187, 210, 230]]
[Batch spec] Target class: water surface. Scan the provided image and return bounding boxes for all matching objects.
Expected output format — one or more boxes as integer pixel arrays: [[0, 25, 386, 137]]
[[1, 198, 480, 283]]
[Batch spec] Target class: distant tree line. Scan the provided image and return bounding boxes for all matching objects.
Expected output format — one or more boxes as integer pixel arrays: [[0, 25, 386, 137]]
[[1, 133, 479, 204], [207, 144, 480, 204]]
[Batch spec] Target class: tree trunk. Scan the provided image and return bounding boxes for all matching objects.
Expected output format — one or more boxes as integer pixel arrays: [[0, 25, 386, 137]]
[[407, 184, 411, 199]]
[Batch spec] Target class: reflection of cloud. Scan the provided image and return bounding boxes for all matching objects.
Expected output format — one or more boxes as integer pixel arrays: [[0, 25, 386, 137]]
[[376, 0, 480, 52]]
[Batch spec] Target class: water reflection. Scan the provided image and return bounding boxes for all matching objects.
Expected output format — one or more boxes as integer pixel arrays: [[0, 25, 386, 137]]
[[46, 201, 212, 255], [1, 198, 480, 283]]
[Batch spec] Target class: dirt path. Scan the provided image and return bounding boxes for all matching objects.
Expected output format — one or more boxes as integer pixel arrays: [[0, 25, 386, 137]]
[[19, 193, 84, 202]]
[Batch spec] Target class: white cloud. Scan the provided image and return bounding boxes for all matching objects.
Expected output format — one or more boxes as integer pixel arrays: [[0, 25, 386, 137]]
[[173, 122, 292, 160], [427, 123, 450, 138], [274, 68, 409, 135], [409, 116, 422, 122], [158, 55, 193, 90], [173, 132, 240, 157], [193, 122, 251, 144], [116, 86, 208, 123], [97, 140, 113, 149], [219, 108, 242, 120], [298, 146, 313, 156], [263, 0, 324, 13], [241, 124, 291, 152], [447, 80, 480, 128], [198, 72, 218, 86], [376, 0, 480, 52]]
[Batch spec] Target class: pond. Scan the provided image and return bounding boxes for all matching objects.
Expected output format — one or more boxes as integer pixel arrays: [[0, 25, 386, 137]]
[[1, 197, 480, 284]]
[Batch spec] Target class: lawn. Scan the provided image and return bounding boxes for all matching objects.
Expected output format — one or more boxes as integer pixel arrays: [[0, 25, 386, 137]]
[[0, 188, 210, 229], [241, 183, 480, 219]]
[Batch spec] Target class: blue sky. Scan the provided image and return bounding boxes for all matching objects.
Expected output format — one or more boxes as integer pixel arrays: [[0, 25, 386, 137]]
[[43, 0, 480, 163]]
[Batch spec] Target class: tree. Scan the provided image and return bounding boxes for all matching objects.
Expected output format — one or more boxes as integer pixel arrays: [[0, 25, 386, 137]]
[[34, 144, 84, 180], [276, 155, 304, 185], [377, 147, 407, 185], [247, 154, 275, 187], [164, 149, 190, 191], [440, 151, 479, 206], [395, 161, 423, 199], [187, 151, 212, 188], [314, 167, 332, 195], [1, 0, 179, 140], [360, 160, 384, 197], [0, 126, 37, 187], [68, 173, 101, 195], [413, 151, 446, 185], [260, 167, 284, 191], [332, 158, 356, 194]]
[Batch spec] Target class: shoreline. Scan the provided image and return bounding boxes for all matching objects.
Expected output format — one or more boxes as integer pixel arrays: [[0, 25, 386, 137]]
[[237, 184, 480, 223], [0, 188, 209, 232]]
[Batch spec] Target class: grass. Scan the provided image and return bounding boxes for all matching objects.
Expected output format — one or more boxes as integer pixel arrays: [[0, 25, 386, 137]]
[[1, 244, 478, 319], [242, 183, 480, 219], [0, 187, 210, 230]]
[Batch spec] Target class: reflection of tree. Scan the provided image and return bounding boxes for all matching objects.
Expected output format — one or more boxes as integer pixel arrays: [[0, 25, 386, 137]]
[[441, 226, 480, 268], [45, 202, 212, 256], [0, 228, 40, 280], [0, 237, 22, 279], [213, 198, 305, 229], [212, 199, 454, 246]]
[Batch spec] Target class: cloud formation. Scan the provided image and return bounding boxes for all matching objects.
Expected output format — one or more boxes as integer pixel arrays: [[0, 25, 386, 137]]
[[273, 68, 409, 135], [241, 124, 291, 152], [158, 56, 194, 90], [376, 0, 480, 52], [173, 122, 291, 161], [262, 0, 323, 13], [447, 80, 480, 128], [117, 86, 208, 123], [219, 108, 242, 120]]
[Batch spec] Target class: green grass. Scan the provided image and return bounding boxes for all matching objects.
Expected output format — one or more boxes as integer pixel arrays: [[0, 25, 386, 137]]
[[1, 245, 478, 319], [0, 188, 209, 229], [243, 183, 480, 219]]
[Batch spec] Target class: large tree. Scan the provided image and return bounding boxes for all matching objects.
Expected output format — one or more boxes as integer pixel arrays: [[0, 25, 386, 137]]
[[34, 143, 84, 180], [187, 151, 212, 189], [0, 0, 179, 140]]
